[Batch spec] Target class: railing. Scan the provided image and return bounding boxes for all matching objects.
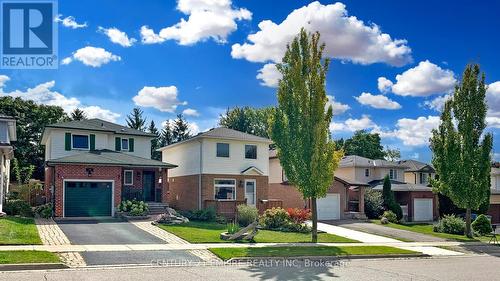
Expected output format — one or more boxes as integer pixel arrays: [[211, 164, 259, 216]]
[[204, 199, 247, 219], [259, 199, 283, 213]]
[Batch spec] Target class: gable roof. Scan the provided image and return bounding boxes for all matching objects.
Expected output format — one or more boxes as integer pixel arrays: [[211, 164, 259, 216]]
[[158, 127, 272, 150], [339, 155, 402, 168], [398, 159, 435, 172], [44, 118, 155, 137], [46, 149, 176, 168]]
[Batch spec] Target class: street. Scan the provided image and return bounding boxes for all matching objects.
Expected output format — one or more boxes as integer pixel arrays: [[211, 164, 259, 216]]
[[1, 255, 499, 281]]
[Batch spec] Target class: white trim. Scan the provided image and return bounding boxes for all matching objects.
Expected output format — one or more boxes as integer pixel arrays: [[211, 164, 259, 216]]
[[71, 133, 90, 150], [213, 178, 236, 200], [244, 179, 256, 206], [124, 170, 133, 185], [63, 179, 115, 218]]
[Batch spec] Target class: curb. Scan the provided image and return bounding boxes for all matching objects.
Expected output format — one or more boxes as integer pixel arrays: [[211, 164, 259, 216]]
[[227, 253, 429, 262], [0, 263, 68, 271]]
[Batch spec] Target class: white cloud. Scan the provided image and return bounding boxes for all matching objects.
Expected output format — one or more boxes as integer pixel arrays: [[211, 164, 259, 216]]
[[424, 94, 451, 111], [231, 1, 412, 66], [379, 116, 440, 146], [330, 115, 377, 132], [0, 75, 9, 88], [55, 14, 87, 29], [98, 27, 137, 47], [377, 77, 393, 93], [326, 95, 350, 115], [189, 122, 200, 135], [182, 108, 200, 117], [0, 77, 120, 122], [382, 60, 456, 97], [355, 92, 401, 110], [257, 63, 281, 87], [62, 46, 121, 67], [133, 86, 187, 112], [140, 0, 251, 45]]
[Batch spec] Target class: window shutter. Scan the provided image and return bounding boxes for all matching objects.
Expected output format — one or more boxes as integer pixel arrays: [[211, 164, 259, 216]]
[[115, 137, 121, 151], [90, 134, 95, 151], [65, 133, 71, 151], [129, 138, 134, 152]]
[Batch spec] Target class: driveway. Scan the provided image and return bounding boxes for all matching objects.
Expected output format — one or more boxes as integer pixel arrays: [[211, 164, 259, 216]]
[[322, 219, 445, 242]]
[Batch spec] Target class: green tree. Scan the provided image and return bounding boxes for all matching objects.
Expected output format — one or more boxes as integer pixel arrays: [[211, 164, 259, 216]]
[[384, 146, 401, 161], [430, 64, 492, 237], [70, 108, 87, 121], [172, 114, 191, 142], [382, 175, 403, 220], [126, 107, 147, 131], [340, 130, 386, 159], [0, 97, 68, 179], [269, 29, 342, 242], [160, 120, 174, 146], [148, 120, 161, 160], [219, 106, 275, 138]]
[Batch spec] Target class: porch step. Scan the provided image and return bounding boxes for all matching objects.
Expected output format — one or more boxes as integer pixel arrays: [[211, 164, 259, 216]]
[[146, 202, 168, 215]]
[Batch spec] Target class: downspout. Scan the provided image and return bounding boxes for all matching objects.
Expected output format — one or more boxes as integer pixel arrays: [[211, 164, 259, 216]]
[[198, 139, 203, 210]]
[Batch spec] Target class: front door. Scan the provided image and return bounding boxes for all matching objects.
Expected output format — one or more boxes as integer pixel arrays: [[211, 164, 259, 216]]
[[244, 179, 256, 206], [142, 171, 155, 202]]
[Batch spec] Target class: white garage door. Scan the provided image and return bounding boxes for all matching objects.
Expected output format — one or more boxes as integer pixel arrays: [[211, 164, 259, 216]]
[[413, 198, 433, 221], [317, 193, 340, 220]]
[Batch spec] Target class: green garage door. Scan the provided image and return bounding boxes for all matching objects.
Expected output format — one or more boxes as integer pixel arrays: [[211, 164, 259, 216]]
[[64, 181, 112, 217]]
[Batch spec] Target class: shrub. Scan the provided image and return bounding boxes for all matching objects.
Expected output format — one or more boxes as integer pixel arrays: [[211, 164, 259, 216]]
[[472, 214, 492, 236], [236, 204, 258, 226], [180, 207, 216, 222], [215, 215, 227, 225], [364, 189, 384, 219], [381, 210, 398, 223], [5, 199, 33, 217], [34, 203, 52, 218], [433, 215, 465, 235], [286, 208, 311, 224], [282, 221, 311, 233], [260, 207, 290, 230], [227, 222, 240, 234], [118, 200, 149, 216]]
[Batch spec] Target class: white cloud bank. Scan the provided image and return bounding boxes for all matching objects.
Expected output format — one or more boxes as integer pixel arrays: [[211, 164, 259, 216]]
[[182, 108, 200, 117], [326, 95, 350, 115], [98, 27, 137, 47], [55, 15, 87, 29], [133, 86, 187, 113], [355, 92, 401, 110], [62, 46, 121, 67], [140, 0, 251, 45]]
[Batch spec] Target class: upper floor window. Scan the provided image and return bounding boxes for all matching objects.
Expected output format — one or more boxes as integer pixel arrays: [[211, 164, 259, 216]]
[[124, 170, 133, 185], [389, 169, 396, 179], [121, 138, 129, 151], [419, 173, 428, 184], [365, 168, 370, 177], [245, 145, 257, 159], [216, 143, 229, 157], [72, 134, 89, 149]]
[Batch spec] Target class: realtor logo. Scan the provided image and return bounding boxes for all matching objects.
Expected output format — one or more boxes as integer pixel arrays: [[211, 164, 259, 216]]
[[1, 0, 58, 69]]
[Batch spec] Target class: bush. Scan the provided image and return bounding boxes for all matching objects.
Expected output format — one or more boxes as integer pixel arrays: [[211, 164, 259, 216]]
[[260, 207, 290, 230], [118, 200, 149, 216], [215, 215, 227, 225], [433, 215, 465, 235], [4, 199, 33, 217], [472, 214, 492, 236], [364, 189, 384, 219], [282, 221, 311, 233], [381, 210, 398, 223], [286, 208, 311, 224], [180, 207, 216, 222], [236, 204, 258, 226], [34, 203, 52, 218], [227, 222, 240, 234]]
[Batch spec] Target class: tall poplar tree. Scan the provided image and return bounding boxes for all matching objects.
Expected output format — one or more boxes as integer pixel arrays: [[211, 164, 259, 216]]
[[269, 29, 342, 242], [430, 64, 492, 237]]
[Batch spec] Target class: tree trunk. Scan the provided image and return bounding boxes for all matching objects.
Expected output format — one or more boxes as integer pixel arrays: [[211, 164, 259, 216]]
[[465, 207, 472, 238], [311, 197, 318, 243]]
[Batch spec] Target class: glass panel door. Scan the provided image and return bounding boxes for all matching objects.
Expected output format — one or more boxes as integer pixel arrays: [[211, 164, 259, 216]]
[[245, 180, 256, 206]]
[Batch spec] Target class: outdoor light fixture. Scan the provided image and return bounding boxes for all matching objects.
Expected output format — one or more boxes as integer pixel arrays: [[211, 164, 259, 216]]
[[86, 168, 94, 177]]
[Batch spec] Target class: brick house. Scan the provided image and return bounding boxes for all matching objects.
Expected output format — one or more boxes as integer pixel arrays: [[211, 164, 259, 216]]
[[0, 115, 16, 216], [41, 119, 176, 217], [159, 127, 273, 218]]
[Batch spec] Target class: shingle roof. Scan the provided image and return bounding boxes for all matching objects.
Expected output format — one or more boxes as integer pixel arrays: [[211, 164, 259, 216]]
[[398, 159, 435, 172], [159, 127, 272, 150], [339, 155, 401, 168], [46, 149, 176, 168], [45, 118, 155, 137]]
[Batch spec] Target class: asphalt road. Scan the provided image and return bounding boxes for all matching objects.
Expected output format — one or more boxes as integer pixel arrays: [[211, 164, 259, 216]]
[[1, 255, 499, 281]]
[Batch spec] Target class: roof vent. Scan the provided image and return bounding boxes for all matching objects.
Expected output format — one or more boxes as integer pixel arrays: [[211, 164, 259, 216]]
[[121, 128, 126, 132]]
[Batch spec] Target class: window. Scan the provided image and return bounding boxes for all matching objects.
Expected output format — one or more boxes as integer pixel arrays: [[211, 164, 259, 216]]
[[389, 169, 396, 179], [245, 145, 257, 159], [419, 173, 428, 184], [216, 143, 229, 157], [365, 168, 370, 177], [124, 170, 133, 185], [214, 179, 236, 200], [121, 138, 129, 151], [72, 134, 89, 149]]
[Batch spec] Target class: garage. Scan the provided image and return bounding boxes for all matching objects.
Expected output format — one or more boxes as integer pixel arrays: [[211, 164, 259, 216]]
[[64, 181, 113, 217], [317, 193, 340, 220], [413, 198, 433, 221]]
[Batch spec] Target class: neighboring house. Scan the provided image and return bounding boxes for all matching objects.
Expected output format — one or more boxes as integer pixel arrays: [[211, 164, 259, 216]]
[[159, 127, 273, 217], [336, 155, 437, 222], [269, 150, 369, 220], [488, 166, 500, 223], [41, 119, 176, 217], [0, 115, 16, 216], [399, 159, 436, 185]]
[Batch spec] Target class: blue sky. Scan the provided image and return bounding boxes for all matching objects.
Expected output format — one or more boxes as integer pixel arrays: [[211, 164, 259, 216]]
[[1, 0, 500, 163]]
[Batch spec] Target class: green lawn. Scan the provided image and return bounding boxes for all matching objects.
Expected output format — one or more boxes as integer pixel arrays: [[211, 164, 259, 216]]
[[371, 220, 490, 242], [0, 251, 60, 264], [158, 221, 358, 243], [209, 246, 417, 261], [0, 217, 42, 245]]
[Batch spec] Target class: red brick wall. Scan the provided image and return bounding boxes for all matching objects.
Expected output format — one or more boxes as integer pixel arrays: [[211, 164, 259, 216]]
[[488, 204, 500, 223], [44, 166, 54, 199], [167, 174, 199, 211], [268, 183, 306, 209]]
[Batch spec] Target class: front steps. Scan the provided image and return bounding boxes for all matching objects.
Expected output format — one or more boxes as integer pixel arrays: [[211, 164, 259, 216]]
[[147, 202, 168, 215]]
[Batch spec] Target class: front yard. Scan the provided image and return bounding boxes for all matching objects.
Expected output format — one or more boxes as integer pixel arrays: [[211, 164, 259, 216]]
[[158, 221, 358, 243], [209, 246, 417, 261], [0, 251, 60, 264], [0, 217, 42, 245]]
